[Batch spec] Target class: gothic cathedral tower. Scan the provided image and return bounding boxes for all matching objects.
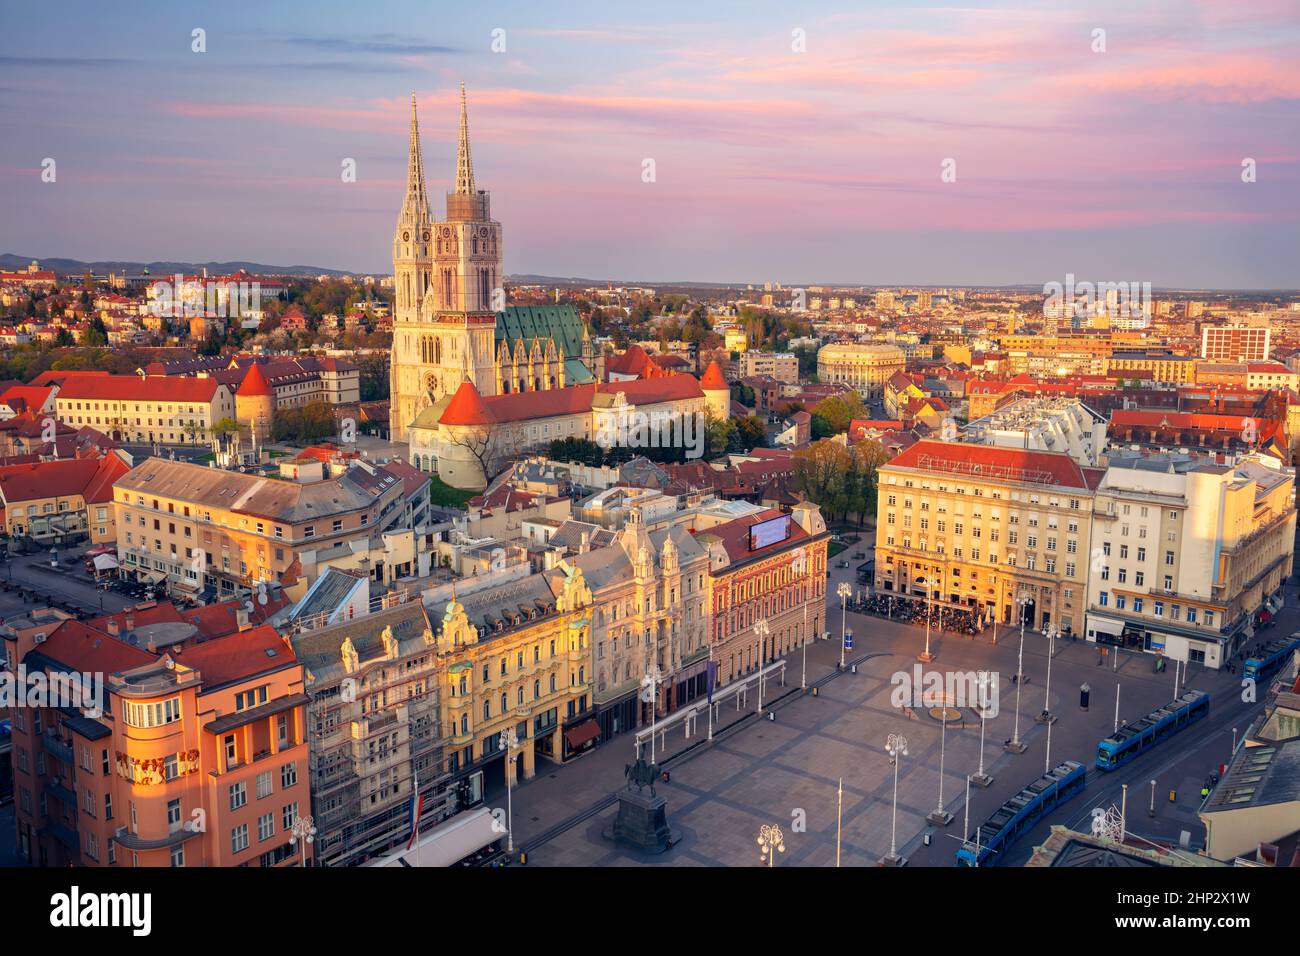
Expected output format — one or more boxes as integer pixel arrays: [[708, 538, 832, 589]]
[[390, 85, 503, 442]]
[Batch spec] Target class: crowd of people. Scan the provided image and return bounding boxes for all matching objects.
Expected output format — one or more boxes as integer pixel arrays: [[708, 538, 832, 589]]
[[856, 594, 987, 635]]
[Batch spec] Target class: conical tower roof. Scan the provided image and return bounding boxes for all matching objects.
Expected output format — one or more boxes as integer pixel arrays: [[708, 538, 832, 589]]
[[237, 361, 274, 397], [700, 360, 728, 391], [439, 381, 493, 426]]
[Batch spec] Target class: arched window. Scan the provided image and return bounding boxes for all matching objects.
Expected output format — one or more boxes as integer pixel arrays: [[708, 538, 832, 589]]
[[517, 686, 524, 705], [460, 714, 468, 734], [500, 692, 507, 713], [549, 673, 556, 693], [533, 679, 540, 699], [482, 700, 490, 720]]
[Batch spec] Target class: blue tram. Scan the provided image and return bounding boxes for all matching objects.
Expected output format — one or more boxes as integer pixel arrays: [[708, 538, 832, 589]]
[[1095, 690, 1210, 771], [1243, 635, 1300, 684], [956, 760, 1086, 866]]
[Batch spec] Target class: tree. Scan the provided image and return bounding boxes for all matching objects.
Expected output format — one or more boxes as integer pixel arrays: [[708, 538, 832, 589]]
[[548, 437, 605, 467], [791, 440, 854, 512], [811, 393, 867, 436], [78, 317, 108, 348]]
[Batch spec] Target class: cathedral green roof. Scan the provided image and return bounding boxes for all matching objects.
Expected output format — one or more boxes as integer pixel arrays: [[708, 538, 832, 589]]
[[495, 305, 586, 359]]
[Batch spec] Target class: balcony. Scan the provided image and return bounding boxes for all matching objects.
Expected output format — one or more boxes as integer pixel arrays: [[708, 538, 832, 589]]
[[42, 735, 74, 766]]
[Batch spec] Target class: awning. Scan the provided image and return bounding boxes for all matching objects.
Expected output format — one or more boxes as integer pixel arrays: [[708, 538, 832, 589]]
[[140, 570, 166, 584], [564, 720, 600, 750], [1088, 616, 1125, 637], [363, 807, 501, 868], [92, 554, 118, 571]]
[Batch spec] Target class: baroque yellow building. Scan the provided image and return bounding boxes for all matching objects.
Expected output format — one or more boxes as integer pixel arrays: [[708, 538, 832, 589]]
[[433, 566, 595, 787]]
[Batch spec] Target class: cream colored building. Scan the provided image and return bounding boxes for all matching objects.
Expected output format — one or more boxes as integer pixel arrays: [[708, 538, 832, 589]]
[[113, 457, 414, 601], [737, 351, 799, 384], [56, 375, 235, 445], [1084, 454, 1295, 668], [565, 515, 711, 743], [816, 342, 906, 398], [409, 374, 717, 490], [874, 439, 1100, 634]]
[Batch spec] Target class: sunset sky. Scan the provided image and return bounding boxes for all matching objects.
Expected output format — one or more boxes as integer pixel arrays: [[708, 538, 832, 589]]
[[2, 0, 1298, 286]]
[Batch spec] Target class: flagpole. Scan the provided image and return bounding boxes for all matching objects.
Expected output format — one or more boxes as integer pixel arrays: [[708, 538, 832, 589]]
[[707, 640, 715, 741]]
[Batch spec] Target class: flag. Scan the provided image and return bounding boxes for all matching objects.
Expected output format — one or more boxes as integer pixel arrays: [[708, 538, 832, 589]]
[[407, 773, 424, 851], [706, 660, 717, 704]]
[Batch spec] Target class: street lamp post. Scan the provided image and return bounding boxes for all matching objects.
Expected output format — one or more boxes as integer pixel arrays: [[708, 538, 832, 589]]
[[837, 582, 851, 668], [973, 672, 994, 787], [927, 705, 953, 826], [757, 824, 785, 867], [289, 813, 316, 867], [881, 733, 909, 866], [754, 619, 770, 715], [1037, 625, 1057, 724], [499, 728, 519, 854], [1005, 596, 1030, 753], [918, 572, 936, 663]]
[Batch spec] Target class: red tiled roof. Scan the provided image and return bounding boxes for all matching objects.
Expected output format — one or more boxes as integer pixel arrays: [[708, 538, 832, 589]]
[[56, 375, 221, 403], [440, 375, 705, 427], [30, 620, 156, 674], [887, 439, 1093, 489], [700, 361, 728, 390], [0, 385, 55, 410], [0, 454, 128, 504], [1110, 409, 1263, 432], [702, 507, 817, 564], [172, 625, 294, 687]]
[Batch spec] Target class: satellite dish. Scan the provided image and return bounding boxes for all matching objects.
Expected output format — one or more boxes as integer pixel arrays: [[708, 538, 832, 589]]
[[258, 591, 267, 605], [243, 600, 254, 613]]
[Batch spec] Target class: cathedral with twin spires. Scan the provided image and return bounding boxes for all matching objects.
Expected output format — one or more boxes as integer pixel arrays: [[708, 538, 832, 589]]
[[389, 85, 597, 441]]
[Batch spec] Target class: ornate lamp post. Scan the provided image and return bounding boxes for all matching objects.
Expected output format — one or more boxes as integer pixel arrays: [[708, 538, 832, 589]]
[[972, 671, 994, 787], [757, 823, 785, 867], [927, 701, 953, 826], [289, 813, 316, 867], [754, 618, 770, 714], [882, 733, 909, 866], [837, 582, 851, 668], [499, 727, 519, 854]]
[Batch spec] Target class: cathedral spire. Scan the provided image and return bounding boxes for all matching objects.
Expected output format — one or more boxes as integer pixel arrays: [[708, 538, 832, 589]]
[[402, 91, 430, 221], [455, 82, 475, 196]]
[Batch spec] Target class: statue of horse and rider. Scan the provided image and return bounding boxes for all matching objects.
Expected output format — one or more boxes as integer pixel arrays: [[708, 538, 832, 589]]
[[624, 756, 660, 796]]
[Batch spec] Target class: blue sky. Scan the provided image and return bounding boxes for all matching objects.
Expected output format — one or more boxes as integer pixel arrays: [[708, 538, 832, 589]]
[[1, 0, 1298, 287]]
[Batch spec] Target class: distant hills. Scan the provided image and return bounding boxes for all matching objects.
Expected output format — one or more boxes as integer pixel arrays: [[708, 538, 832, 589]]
[[0, 254, 356, 278]]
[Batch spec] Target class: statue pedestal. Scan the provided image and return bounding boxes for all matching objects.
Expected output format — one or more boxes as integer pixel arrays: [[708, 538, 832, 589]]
[[604, 789, 674, 854]]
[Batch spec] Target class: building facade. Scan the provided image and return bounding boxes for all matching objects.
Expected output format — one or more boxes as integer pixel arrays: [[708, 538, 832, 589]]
[[816, 342, 906, 398], [699, 502, 829, 684], [5, 615, 311, 867], [1084, 455, 1295, 668], [874, 440, 1101, 634], [55, 376, 235, 446]]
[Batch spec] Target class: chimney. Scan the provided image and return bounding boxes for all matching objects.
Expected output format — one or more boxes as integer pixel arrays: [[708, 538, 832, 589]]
[[579, 532, 589, 555], [106, 618, 120, 637], [124, 611, 135, 632], [146, 636, 157, 654], [236, 607, 250, 632]]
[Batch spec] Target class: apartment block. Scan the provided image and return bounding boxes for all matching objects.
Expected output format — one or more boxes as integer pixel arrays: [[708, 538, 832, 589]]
[[1084, 455, 1295, 668], [4, 612, 311, 867]]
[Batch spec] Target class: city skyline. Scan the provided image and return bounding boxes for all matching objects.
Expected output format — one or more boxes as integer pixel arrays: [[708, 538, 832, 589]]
[[2, 0, 1298, 288]]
